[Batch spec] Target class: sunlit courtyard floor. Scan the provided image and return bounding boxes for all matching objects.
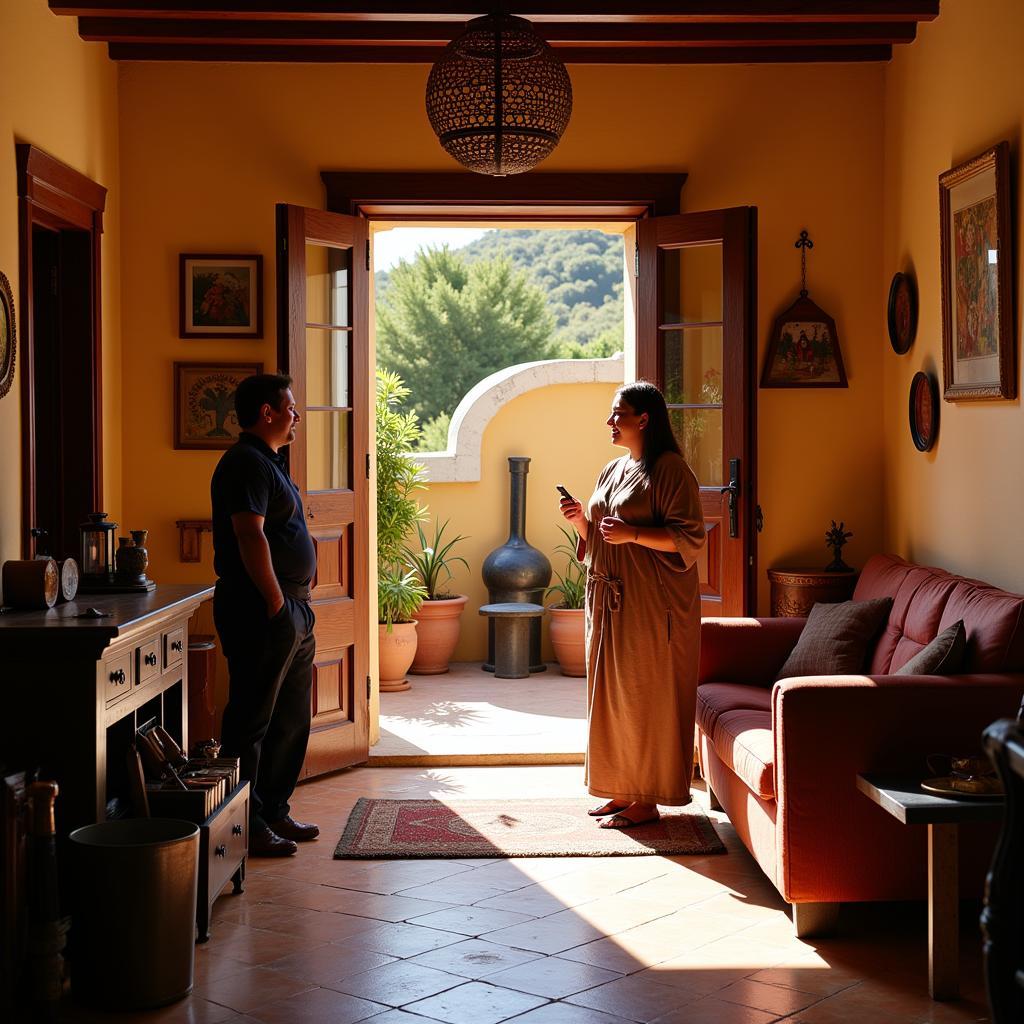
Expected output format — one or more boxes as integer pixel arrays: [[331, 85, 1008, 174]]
[[62, 765, 992, 1023], [374, 663, 587, 765]]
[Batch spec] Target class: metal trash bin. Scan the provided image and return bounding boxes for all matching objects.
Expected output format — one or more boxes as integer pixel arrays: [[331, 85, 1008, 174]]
[[69, 818, 199, 1009]]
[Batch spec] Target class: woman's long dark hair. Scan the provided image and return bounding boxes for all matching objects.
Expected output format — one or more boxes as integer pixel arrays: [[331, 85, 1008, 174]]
[[616, 380, 681, 477]]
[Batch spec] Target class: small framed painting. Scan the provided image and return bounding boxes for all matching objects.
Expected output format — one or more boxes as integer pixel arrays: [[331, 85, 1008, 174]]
[[761, 293, 847, 388], [179, 253, 263, 338], [174, 361, 262, 450], [939, 142, 1015, 400]]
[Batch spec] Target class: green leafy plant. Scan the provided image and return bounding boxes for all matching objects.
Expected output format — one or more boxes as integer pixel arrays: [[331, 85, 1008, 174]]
[[376, 368, 428, 627], [378, 567, 429, 631], [404, 519, 470, 600], [545, 525, 586, 611]]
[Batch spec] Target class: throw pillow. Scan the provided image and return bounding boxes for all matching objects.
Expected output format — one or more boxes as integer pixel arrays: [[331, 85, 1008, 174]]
[[776, 597, 893, 680], [895, 620, 967, 676]]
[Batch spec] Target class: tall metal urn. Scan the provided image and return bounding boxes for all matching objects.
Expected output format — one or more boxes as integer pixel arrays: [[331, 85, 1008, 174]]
[[482, 456, 552, 673]]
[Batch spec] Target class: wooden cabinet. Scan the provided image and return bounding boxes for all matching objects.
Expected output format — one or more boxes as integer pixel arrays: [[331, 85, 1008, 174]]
[[198, 782, 249, 943], [767, 568, 858, 617], [0, 585, 213, 842]]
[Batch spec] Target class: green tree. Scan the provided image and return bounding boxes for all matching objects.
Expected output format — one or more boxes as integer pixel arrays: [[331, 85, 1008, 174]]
[[376, 247, 555, 424]]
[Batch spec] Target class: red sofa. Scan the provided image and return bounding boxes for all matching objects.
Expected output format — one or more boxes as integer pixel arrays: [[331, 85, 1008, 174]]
[[697, 553, 1024, 935]]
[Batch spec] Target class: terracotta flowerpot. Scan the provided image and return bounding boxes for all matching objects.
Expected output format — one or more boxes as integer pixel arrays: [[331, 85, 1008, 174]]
[[549, 606, 586, 677], [410, 595, 468, 674], [378, 621, 418, 692]]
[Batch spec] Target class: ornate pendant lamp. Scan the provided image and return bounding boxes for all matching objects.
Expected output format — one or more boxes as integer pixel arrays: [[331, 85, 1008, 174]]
[[425, 12, 573, 177]]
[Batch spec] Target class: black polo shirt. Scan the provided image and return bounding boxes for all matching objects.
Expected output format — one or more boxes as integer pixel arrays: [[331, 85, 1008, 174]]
[[211, 432, 316, 600]]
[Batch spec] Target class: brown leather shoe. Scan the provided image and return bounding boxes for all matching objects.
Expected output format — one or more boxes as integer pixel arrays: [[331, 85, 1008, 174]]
[[250, 824, 298, 857], [267, 815, 320, 842]]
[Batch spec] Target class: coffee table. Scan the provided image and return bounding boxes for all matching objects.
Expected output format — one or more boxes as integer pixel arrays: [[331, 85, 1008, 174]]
[[856, 773, 1004, 1000]]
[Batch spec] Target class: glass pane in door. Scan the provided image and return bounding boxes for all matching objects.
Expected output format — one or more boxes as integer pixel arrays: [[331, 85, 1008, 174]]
[[305, 410, 350, 491], [306, 244, 351, 327], [660, 243, 723, 324], [306, 328, 350, 407], [661, 328, 724, 406], [669, 408, 724, 487]]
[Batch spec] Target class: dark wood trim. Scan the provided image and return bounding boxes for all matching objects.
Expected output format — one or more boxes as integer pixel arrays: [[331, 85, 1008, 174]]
[[16, 144, 107, 560], [80, 18, 917, 44], [322, 172, 687, 219], [106, 42, 894, 62], [50, 2, 941, 22]]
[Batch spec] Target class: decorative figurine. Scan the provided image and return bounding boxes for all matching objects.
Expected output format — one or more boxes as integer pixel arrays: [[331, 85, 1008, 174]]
[[824, 520, 853, 572]]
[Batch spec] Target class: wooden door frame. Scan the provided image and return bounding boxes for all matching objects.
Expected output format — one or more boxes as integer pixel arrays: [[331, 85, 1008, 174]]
[[16, 144, 107, 558], [320, 171, 756, 616]]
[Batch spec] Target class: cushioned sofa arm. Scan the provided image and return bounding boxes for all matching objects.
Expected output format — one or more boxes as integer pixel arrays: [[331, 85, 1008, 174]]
[[770, 672, 1024, 904], [699, 617, 807, 687]]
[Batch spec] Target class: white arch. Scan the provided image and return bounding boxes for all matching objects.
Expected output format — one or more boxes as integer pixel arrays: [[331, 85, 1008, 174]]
[[415, 355, 625, 483]]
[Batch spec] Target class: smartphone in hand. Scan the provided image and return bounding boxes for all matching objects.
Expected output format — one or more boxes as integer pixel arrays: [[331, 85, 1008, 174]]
[[556, 484, 576, 503]]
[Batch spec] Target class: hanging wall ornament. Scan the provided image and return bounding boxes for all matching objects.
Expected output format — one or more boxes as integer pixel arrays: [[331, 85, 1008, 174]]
[[425, 13, 573, 177], [761, 231, 848, 388]]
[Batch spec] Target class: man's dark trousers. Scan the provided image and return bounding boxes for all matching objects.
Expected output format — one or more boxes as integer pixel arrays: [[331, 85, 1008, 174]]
[[215, 585, 316, 830]]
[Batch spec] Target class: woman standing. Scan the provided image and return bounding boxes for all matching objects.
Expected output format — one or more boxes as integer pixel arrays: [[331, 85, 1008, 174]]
[[560, 381, 706, 829]]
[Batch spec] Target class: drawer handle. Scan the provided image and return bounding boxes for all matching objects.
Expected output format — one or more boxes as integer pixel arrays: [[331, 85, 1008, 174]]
[[215, 844, 227, 857], [171, 640, 183, 653], [144, 652, 158, 666], [109, 669, 125, 685], [232, 824, 243, 836]]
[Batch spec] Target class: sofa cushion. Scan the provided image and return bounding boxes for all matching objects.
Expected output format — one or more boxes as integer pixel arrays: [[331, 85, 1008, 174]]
[[895, 619, 966, 676], [711, 709, 775, 800], [776, 598, 892, 680], [854, 554, 1024, 675], [697, 682, 772, 738]]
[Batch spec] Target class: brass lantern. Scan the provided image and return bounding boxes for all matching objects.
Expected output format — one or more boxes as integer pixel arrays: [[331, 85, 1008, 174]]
[[426, 13, 573, 177]]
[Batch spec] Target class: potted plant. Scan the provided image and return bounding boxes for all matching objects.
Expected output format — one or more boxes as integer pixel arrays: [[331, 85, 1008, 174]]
[[376, 368, 428, 691], [546, 525, 586, 677], [405, 519, 470, 675]]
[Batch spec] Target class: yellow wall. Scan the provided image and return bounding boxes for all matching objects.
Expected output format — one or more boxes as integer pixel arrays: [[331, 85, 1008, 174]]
[[115, 60, 887, 621], [416, 381, 619, 663], [0, 2, 121, 568], [882, 0, 1024, 592]]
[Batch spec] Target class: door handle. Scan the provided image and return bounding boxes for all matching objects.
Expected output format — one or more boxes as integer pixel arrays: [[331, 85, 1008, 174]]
[[719, 458, 741, 539]]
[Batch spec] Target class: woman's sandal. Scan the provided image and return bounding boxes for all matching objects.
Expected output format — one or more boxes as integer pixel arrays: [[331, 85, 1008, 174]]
[[599, 810, 661, 830], [588, 800, 630, 817]]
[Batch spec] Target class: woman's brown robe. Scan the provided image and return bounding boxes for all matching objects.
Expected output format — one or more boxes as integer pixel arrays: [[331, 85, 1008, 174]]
[[581, 452, 706, 806]]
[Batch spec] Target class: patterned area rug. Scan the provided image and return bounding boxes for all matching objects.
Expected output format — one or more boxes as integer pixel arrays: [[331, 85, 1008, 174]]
[[335, 798, 725, 858]]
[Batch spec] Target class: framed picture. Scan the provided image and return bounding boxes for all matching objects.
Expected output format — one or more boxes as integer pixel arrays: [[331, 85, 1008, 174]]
[[939, 142, 1015, 400], [179, 253, 263, 338], [174, 361, 262, 450], [761, 293, 847, 388], [909, 370, 938, 452], [0, 270, 15, 401], [887, 271, 917, 355]]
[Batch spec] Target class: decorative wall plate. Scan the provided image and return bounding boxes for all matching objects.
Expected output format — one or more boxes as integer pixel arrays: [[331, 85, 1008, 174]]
[[909, 370, 938, 452], [0, 271, 16, 401], [887, 271, 917, 354]]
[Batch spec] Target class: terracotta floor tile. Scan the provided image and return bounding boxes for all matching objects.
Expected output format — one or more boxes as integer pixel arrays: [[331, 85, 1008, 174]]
[[649, 994, 780, 1023], [265, 944, 397, 986], [330, 960, 464, 1006], [192, 966, 317, 1012], [403, 980, 548, 1024], [329, 891, 459, 923], [203, 923, 329, 966], [331, 921, 466, 959], [358, 1010, 449, 1023], [244, 986, 386, 1024], [484, 911, 608, 954], [57, 997, 245, 1024], [485, 956, 623, 999], [193, 953, 256, 986], [566, 974, 702, 1022], [716, 977, 821, 1015], [408, 937, 543, 979], [396, 879, 512, 906], [405, 905, 535, 936], [475, 887, 597, 918], [504, 1003, 636, 1024]]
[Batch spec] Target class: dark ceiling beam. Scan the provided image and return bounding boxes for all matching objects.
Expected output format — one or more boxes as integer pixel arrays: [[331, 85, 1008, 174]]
[[106, 42, 894, 62], [78, 17, 918, 46], [52, 2, 940, 24]]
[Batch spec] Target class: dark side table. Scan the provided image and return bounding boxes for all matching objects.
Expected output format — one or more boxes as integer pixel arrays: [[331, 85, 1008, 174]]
[[857, 774, 1004, 1001], [768, 568, 857, 617]]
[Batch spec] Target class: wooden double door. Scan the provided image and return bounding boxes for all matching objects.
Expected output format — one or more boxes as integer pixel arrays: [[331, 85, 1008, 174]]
[[276, 202, 756, 779]]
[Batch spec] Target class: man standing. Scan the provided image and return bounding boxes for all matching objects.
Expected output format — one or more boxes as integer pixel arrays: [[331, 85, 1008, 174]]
[[211, 373, 319, 857]]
